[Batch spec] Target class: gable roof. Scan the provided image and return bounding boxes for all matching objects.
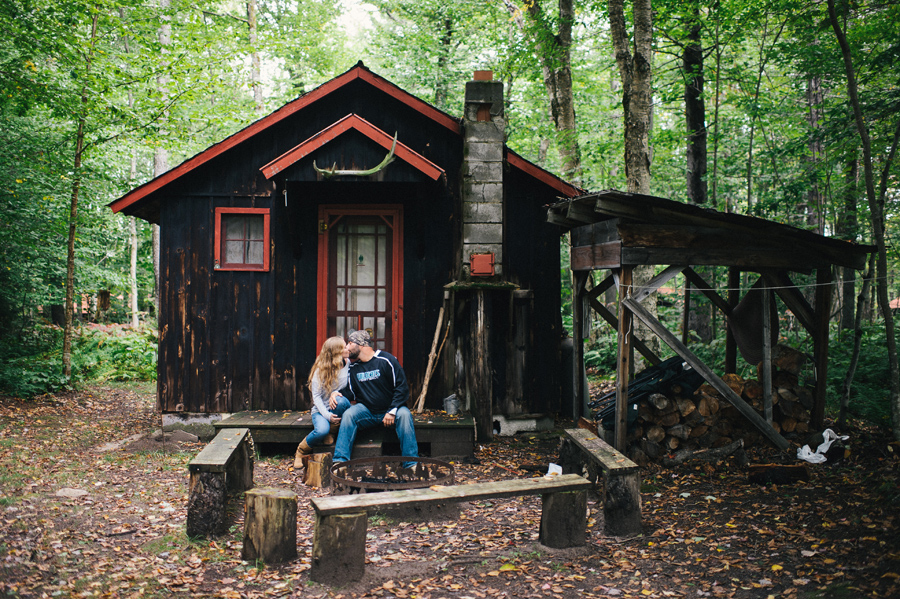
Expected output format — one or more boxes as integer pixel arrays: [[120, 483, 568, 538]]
[[260, 113, 444, 181], [110, 62, 580, 216]]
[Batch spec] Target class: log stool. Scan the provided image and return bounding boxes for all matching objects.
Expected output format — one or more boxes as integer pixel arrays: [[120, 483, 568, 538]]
[[302, 453, 332, 488], [242, 488, 297, 564]]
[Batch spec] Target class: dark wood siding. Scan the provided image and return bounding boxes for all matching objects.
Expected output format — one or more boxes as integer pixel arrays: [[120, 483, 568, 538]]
[[154, 78, 564, 415], [503, 165, 565, 414]]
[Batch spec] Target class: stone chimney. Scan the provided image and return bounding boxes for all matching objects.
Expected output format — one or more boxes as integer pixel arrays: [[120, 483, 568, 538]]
[[461, 70, 505, 279]]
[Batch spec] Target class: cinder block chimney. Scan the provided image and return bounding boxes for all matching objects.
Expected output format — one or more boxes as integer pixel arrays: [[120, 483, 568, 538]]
[[461, 70, 505, 279]]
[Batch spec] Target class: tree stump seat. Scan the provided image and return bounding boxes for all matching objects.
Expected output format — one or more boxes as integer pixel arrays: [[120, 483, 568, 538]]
[[242, 488, 297, 564], [186, 428, 254, 538], [559, 428, 642, 537], [309, 473, 592, 585]]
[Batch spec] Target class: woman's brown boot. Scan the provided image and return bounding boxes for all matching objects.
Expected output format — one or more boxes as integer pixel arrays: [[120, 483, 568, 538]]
[[293, 439, 313, 468]]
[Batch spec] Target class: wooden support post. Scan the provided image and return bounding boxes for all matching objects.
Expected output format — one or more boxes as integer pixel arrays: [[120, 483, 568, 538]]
[[812, 267, 834, 429], [186, 472, 226, 538], [615, 267, 634, 453], [242, 488, 298, 564], [762, 285, 773, 424], [540, 490, 587, 548], [573, 271, 589, 420], [725, 268, 740, 374], [682, 278, 691, 346], [604, 472, 642, 537], [311, 512, 368, 584], [471, 290, 494, 442]]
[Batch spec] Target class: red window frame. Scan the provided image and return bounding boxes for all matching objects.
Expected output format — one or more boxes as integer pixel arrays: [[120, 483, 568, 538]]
[[214, 207, 271, 272]]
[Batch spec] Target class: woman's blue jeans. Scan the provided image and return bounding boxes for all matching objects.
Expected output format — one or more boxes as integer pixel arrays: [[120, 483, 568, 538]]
[[304, 396, 351, 445], [334, 403, 418, 468]]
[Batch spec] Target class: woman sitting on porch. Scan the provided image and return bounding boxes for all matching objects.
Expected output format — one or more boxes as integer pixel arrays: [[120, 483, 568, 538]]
[[294, 336, 351, 466]]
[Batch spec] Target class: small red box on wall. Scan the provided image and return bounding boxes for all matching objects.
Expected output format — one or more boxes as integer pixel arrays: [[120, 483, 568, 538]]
[[470, 253, 495, 276]]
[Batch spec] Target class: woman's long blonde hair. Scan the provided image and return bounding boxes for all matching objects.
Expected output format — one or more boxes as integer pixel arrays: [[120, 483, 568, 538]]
[[308, 336, 346, 393]]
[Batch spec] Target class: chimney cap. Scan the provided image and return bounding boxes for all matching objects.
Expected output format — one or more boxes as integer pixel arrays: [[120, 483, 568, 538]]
[[473, 70, 493, 81]]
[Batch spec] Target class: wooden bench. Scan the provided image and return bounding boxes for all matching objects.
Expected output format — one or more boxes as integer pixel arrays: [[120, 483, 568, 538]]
[[186, 428, 254, 538], [559, 428, 642, 537], [309, 473, 592, 585]]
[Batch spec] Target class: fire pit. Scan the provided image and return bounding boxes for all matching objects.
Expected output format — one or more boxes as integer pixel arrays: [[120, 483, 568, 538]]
[[330, 456, 455, 495]]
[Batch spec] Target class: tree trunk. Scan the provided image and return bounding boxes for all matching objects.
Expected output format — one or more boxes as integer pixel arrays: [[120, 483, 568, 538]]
[[684, 2, 707, 206], [129, 149, 139, 328], [805, 75, 824, 232], [839, 253, 875, 429], [828, 0, 900, 441], [509, 0, 582, 184], [62, 13, 99, 379], [130, 219, 139, 328], [682, 3, 711, 343], [838, 155, 858, 330], [152, 0, 170, 318], [609, 0, 652, 194], [610, 0, 657, 360], [248, 0, 263, 112], [711, 1, 723, 210], [435, 18, 452, 109]]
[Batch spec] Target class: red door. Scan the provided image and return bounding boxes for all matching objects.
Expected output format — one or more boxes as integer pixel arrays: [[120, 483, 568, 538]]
[[317, 206, 403, 362]]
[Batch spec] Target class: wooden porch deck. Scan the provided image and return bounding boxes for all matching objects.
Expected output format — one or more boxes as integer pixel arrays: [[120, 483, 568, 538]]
[[214, 411, 475, 460]]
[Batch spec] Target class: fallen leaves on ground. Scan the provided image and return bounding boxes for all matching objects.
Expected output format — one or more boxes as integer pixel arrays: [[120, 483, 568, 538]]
[[0, 383, 898, 598]]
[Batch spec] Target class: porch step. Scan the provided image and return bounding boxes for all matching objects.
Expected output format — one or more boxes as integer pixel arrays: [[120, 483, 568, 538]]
[[214, 411, 475, 459]]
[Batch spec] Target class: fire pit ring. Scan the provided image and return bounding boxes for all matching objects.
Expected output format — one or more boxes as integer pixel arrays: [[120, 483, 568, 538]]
[[330, 456, 455, 495]]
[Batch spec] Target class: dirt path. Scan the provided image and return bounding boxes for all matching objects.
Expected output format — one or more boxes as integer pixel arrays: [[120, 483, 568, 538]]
[[1, 383, 898, 598]]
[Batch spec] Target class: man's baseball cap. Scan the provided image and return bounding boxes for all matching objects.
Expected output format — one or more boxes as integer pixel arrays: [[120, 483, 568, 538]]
[[347, 329, 371, 347]]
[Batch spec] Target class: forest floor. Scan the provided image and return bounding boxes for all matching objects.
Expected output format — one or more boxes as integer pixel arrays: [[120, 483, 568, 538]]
[[0, 383, 899, 599]]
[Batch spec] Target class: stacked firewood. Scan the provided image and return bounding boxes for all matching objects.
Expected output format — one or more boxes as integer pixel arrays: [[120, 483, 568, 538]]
[[627, 345, 812, 465]]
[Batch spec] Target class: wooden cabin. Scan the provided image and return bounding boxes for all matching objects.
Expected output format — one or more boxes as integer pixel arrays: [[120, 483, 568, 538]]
[[111, 63, 580, 438]]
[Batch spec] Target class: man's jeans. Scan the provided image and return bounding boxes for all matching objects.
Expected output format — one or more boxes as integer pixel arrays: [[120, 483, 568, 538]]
[[334, 403, 418, 468], [306, 396, 351, 445]]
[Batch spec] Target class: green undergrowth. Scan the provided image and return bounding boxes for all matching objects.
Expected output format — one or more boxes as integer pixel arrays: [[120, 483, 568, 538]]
[[0, 323, 157, 398]]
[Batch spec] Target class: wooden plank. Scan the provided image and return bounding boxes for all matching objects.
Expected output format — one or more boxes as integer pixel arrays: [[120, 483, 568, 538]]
[[632, 264, 685, 304], [621, 246, 824, 270], [762, 271, 815, 334], [622, 297, 790, 451], [762, 287, 773, 423], [683, 267, 732, 316], [189, 428, 250, 472], [615, 267, 633, 453], [563, 428, 639, 474], [587, 296, 660, 365], [572, 272, 588, 420], [586, 273, 615, 302], [311, 474, 592, 516], [571, 242, 621, 270]]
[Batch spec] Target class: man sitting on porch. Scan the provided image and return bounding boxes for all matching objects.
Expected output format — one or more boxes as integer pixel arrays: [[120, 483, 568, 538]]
[[331, 329, 419, 468]]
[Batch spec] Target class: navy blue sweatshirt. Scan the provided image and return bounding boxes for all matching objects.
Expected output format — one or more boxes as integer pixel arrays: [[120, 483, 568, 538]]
[[341, 350, 409, 413]]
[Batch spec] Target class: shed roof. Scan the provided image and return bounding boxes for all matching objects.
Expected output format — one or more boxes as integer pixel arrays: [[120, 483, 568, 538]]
[[548, 190, 873, 271]]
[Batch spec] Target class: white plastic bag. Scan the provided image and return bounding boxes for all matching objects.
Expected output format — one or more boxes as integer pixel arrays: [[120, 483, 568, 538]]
[[797, 428, 849, 464], [546, 463, 563, 476]]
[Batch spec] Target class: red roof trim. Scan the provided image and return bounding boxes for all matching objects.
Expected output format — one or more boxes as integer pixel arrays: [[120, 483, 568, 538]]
[[110, 64, 460, 214], [505, 150, 583, 198], [357, 69, 460, 135], [260, 114, 444, 181]]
